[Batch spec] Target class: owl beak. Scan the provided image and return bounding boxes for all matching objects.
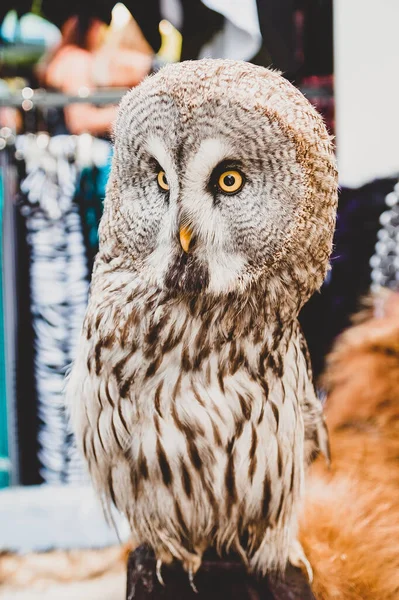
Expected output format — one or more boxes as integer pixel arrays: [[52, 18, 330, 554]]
[[179, 225, 193, 253]]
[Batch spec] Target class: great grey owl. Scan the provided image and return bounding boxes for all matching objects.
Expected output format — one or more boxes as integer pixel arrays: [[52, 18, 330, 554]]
[[67, 59, 338, 587]]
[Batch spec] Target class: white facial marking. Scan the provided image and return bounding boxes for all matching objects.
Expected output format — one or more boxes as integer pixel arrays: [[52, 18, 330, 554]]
[[144, 136, 178, 286], [146, 135, 177, 189], [179, 137, 233, 249], [184, 137, 233, 186], [207, 251, 247, 294], [184, 138, 248, 293]]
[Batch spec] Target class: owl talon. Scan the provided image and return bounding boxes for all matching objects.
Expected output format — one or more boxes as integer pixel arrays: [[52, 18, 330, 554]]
[[188, 567, 198, 593], [289, 540, 313, 584], [156, 559, 165, 586]]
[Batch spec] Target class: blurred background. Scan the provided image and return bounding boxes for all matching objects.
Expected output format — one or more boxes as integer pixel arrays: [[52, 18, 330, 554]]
[[0, 0, 398, 597]]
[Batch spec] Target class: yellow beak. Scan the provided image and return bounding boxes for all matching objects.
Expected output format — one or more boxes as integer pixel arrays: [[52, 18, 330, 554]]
[[179, 225, 193, 253]]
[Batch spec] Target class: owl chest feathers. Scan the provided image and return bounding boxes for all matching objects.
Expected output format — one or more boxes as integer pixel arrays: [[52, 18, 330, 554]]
[[70, 277, 308, 561]]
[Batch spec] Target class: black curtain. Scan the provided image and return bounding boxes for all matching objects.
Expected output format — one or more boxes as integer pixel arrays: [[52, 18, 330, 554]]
[[300, 179, 397, 380]]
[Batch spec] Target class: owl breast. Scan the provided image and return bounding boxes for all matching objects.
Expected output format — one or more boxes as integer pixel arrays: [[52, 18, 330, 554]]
[[68, 285, 306, 574]]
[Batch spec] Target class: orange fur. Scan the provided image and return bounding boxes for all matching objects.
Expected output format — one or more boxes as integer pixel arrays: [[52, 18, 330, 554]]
[[300, 291, 399, 599]]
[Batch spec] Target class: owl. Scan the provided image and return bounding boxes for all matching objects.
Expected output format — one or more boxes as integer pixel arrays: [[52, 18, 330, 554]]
[[67, 59, 337, 589]]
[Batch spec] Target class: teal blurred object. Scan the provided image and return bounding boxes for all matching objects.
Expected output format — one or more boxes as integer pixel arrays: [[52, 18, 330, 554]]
[[0, 172, 10, 488], [76, 150, 112, 270], [1, 10, 61, 47], [0, 10, 61, 68]]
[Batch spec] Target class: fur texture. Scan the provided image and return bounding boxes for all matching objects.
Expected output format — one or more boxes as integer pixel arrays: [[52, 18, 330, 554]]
[[67, 59, 337, 577], [300, 291, 399, 600]]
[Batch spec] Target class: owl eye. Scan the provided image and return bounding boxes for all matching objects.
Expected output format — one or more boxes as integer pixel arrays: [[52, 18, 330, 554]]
[[217, 170, 244, 194], [157, 170, 169, 191]]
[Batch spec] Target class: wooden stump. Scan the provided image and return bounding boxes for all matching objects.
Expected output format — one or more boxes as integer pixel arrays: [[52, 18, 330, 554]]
[[126, 546, 316, 600]]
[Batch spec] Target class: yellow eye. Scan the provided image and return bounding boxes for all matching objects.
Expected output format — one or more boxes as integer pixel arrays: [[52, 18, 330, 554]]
[[157, 170, 169, 191], [218, 170, 243, 194]]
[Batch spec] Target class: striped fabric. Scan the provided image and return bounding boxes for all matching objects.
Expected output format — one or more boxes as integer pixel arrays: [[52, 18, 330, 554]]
[[17, 134, 110, 485]]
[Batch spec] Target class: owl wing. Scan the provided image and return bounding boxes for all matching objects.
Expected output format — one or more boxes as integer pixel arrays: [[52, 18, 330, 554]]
[[297, 325, 330, 466], [67, 331, 134, 516]]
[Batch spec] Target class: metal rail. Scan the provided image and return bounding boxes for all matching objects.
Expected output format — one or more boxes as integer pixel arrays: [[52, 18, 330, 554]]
[[0, 87, 128, 108]]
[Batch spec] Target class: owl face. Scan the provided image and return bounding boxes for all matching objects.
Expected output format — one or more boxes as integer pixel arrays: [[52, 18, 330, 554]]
[[105, 60, 337, 301]]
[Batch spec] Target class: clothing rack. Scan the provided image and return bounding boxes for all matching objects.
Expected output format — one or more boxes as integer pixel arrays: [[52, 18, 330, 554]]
[[0, 127, 112, 486], [0, 85, 333, 110]]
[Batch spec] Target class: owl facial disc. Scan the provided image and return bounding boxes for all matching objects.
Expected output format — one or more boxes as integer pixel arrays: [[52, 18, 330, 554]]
[[108, 59, 338, 299]]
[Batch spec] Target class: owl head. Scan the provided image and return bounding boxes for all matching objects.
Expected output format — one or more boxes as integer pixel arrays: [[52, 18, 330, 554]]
[[101, 59, 337, 311]]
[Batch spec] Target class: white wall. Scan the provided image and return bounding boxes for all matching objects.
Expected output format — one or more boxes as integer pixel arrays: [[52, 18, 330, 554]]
[[334, 0, 399, 187]]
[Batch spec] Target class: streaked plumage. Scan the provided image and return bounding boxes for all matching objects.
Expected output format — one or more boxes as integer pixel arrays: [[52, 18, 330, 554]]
[[67, 59, 338, 582]]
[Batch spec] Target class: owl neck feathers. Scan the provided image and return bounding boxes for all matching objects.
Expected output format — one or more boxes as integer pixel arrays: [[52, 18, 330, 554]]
[[90, 256, 306, 358]]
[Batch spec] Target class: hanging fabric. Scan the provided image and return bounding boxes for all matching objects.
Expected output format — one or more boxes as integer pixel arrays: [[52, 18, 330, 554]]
[[299, 178, 397, 379], [16, 133, 110, 485], [75, 155, 111, 272], [370, 181, 399, 292]]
